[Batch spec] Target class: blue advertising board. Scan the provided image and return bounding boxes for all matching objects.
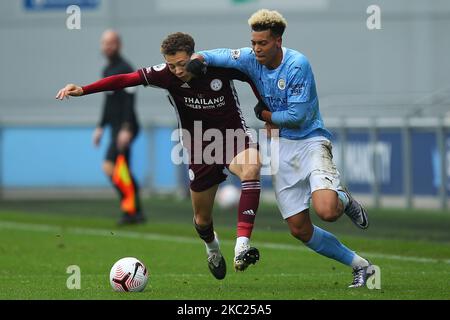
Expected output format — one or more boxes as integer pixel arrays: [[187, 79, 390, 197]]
[[1, 126, 449, 196], [378, 131, 403, 195], [411, 131, 437, 196]]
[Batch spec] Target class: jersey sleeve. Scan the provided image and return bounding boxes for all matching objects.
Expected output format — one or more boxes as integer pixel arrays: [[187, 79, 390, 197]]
[[138, 63, 170, 89], [199, 48, 254, 74], [81, 71, 144, 95], [270, 58, 314, 127], [286, 57, 312, 104]]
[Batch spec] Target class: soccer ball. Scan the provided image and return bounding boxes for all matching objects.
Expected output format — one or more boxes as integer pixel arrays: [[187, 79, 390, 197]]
[[216, 184, 240, 209], [109, 257, 149, 292]]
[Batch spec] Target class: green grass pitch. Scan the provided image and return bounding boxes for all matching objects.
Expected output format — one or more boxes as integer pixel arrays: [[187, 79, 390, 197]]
[[0, 196, 449, 300]]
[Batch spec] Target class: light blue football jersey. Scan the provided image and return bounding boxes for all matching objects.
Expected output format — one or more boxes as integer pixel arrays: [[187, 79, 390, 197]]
[[199, 47, 332, 140]]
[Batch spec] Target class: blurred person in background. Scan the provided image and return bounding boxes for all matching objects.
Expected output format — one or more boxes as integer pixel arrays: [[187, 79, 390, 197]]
[[93, 30, 145, 225]]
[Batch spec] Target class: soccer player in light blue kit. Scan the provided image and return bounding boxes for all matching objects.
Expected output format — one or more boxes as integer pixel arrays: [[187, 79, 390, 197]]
[[189, 9, 376, 288]]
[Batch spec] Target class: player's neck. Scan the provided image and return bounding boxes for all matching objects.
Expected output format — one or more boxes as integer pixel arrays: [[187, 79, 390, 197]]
[[265, 48, 283, 70]]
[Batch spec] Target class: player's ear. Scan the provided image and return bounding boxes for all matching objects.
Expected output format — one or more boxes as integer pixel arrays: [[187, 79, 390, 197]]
[[276, 36, 282, 49]]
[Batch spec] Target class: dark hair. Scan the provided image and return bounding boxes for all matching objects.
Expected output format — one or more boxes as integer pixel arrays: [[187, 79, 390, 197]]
[[251, 23, 285, 37], [161, 32, 195, 56]]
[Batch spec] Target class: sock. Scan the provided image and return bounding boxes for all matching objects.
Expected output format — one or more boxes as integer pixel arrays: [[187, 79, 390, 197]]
[[205, 235, 220, 254], [237, 180, 261, 238], [193, 219, 215, 244], [305, 225, 355, 266], [351, 254, 370, 268], [337, 190, 350, 210], [234, 236, 249, 256]]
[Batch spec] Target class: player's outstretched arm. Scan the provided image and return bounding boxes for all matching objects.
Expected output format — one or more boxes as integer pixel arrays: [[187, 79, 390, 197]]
[[196, 48, 253, 74], [55, 71, 143, 100]]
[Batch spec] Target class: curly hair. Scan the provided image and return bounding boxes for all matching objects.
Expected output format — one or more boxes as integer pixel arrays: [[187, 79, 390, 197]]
[[248, 9, 287, 37], [160, 32, 195, 56]]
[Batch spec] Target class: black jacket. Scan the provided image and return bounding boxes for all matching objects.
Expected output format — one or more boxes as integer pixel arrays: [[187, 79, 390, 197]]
[[98, 55, 140, 135]]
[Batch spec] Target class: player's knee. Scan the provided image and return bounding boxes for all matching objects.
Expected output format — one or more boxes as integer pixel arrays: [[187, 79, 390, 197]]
[[313, 196, 340, 222], [240, 164, 261, 181], [316, 207, 339, 222], [289, 225, 311, 242], [193, 213, 212, 227]]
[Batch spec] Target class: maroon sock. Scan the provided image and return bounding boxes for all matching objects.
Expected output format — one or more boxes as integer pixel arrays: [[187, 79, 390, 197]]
[[237, 180, 261, 238]]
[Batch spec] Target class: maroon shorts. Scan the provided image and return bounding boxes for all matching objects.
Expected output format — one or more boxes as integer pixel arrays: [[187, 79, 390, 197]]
[[188, 135, 257, 192]]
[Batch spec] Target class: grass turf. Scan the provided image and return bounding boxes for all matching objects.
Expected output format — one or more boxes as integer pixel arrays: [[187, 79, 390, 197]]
[[0, 196, 449, 300]]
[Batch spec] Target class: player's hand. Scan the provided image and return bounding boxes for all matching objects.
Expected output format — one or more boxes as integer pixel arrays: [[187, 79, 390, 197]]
[[254, 100, 269, 121], [92, 127, 103, 148], [117, 128, 133, 151], [265, 122, 279, 138], [55, 84, 83, 100], [186, 58, 207, 77]]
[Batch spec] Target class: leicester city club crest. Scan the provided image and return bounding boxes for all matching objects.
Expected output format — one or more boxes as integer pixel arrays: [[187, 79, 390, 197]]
[[210, 79, 223, 91], [152, 63, 166, 71]]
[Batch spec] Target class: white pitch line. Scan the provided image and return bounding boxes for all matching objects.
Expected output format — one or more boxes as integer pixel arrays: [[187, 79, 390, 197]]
[[0, 221, 449, 265]]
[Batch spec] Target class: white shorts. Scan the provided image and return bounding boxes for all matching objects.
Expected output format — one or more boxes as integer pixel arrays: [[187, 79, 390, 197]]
[[271, 136, 341, 219]]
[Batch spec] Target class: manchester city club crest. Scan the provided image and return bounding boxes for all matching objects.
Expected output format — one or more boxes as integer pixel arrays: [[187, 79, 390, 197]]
[[278, 78, 286, 90], [210, 79, 223, 91]]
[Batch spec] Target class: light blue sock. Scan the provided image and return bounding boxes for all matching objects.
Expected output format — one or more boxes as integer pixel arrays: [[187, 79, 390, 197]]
[[305, 225, 355, 266], [337, 190, 349, 209]]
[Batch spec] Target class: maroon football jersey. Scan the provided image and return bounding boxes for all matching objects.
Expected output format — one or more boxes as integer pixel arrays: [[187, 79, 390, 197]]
[[138, 64, 258, 135]]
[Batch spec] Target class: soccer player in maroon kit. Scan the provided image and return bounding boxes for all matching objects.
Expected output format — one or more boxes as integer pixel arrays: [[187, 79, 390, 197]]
[[56, 32, 262, 280]]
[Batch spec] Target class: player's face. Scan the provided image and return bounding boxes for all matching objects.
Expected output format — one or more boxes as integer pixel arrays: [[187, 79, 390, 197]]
[[251, 30, 282, 68], [164, 51, 192, 82]]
